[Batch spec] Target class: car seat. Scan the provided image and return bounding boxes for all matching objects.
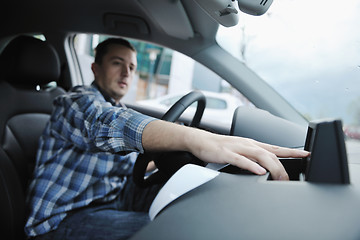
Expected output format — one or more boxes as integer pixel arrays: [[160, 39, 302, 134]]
[[0, 35, 66, 240]]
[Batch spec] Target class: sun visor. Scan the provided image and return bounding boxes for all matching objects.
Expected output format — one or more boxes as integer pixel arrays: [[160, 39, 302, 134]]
[[138, 0, 194, 40]]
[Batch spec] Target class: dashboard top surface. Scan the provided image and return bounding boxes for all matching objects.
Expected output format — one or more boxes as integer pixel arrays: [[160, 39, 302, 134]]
[[131, 163, 360, 240]]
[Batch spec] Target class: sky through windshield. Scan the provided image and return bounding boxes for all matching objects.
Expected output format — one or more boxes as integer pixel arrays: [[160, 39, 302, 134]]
[[217, 0, 360, 128]]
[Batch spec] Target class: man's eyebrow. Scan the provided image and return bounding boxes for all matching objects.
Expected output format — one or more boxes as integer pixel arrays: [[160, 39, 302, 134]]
[[110, 56, 125, 61], [110, 56, 136, 67]]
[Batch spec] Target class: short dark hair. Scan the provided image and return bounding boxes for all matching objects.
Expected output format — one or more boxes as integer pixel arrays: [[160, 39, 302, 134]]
[[94, 38, 136, 65]]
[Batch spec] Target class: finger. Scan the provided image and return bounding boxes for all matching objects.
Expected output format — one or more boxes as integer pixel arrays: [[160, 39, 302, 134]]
[[223, 139, 288, 180], [199, 136, 290, 180], [255, 141, 310, 158], [258, 152, 289, 180], [244, 147, 289, 180], [225, 150, 267, 175]]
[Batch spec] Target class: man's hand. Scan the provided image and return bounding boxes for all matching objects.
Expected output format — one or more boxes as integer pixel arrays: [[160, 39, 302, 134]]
[[186, 133, 309, 180], [142, 120, 310, 180]]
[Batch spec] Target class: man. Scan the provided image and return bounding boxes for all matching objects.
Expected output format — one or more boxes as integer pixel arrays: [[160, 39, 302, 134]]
[[25, 38, 309, 239]]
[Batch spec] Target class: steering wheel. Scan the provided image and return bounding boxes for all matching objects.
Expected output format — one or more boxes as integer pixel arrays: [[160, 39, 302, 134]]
[[133, 90, 207, 187]]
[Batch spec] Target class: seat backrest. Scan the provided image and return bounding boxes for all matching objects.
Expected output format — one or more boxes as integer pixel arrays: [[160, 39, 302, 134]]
[[0, 35, 66, 240]]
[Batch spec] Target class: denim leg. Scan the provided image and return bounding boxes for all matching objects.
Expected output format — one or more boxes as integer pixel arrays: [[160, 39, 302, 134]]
[[117, 176, 163, 212], [34, 207, 151, 240], [34, 177, 163, 240]]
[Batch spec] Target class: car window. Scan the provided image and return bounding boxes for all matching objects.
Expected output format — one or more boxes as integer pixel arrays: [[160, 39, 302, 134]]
[[207, 97, 227, 110], [73, 34, 254, 127], [160, 96, 181, 107], [160, 96, 227, 110]]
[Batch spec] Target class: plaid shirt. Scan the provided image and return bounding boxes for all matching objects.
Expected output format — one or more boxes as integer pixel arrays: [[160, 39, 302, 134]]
[[25, 84, 155, 237]]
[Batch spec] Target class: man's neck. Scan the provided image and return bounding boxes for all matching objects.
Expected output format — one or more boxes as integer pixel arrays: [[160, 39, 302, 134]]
[[91, 81, 124, 107]]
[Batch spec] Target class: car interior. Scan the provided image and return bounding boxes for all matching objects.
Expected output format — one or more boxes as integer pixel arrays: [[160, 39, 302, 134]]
[[1, 0, 360, 239]]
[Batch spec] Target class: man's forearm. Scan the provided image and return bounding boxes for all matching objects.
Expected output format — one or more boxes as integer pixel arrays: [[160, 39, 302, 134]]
[[141, 119, 310, 180], [142, 120, 199, 153]]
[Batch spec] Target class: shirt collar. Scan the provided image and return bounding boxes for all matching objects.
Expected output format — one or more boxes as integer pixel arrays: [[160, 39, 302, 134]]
[[91, 81, 126, 108]]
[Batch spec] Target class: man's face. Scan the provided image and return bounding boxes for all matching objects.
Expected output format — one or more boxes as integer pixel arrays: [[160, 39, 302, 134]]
[[92, 44, 137, 104]]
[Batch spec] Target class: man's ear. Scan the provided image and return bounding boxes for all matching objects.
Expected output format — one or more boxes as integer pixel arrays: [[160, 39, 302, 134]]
[[91, 62, 99, 77]]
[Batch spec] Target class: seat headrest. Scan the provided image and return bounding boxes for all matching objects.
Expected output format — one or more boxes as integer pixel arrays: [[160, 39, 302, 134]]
[[0, 35, 60, 86]]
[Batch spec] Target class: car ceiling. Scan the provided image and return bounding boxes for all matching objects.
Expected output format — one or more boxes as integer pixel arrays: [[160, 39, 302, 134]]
[[1, 0, 220, 57]]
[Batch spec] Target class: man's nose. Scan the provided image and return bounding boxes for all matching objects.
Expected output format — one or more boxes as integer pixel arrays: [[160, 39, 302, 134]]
[[122, 65, 130, 76]]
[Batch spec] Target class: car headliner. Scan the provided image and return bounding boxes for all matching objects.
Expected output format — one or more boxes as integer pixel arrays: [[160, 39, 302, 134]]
[[1, 0, 218, 56]]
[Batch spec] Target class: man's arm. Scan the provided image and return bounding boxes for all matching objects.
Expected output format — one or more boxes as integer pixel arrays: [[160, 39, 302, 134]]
[[142, 120, 310, 180]]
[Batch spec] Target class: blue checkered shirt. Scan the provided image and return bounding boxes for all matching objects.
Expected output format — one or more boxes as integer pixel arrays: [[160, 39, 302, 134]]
[[24, 85, 155, 237]]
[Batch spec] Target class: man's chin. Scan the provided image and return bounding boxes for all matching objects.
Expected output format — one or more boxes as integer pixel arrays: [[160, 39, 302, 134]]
[[116, 90, 127, 99]]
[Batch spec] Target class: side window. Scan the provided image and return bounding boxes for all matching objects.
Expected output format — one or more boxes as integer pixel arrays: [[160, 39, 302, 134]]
[[207, 97, 227, 110], [73, 34, 254, 127], [160, 96, 181, 107]]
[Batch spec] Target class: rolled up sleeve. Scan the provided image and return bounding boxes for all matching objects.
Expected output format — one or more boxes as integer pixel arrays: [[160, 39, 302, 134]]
[[51, 89, 156, 154], [96, 107, 155, 153]]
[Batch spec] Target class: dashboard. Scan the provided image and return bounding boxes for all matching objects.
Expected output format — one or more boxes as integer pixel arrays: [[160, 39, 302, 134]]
[[130, 110, 360, 240]]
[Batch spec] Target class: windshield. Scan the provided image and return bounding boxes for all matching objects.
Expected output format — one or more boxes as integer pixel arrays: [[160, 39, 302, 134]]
[[216, 0, 360, 141]]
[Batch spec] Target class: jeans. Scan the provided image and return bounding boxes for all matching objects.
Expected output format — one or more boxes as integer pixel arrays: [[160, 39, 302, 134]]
[[34, 177, 163, 240]]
